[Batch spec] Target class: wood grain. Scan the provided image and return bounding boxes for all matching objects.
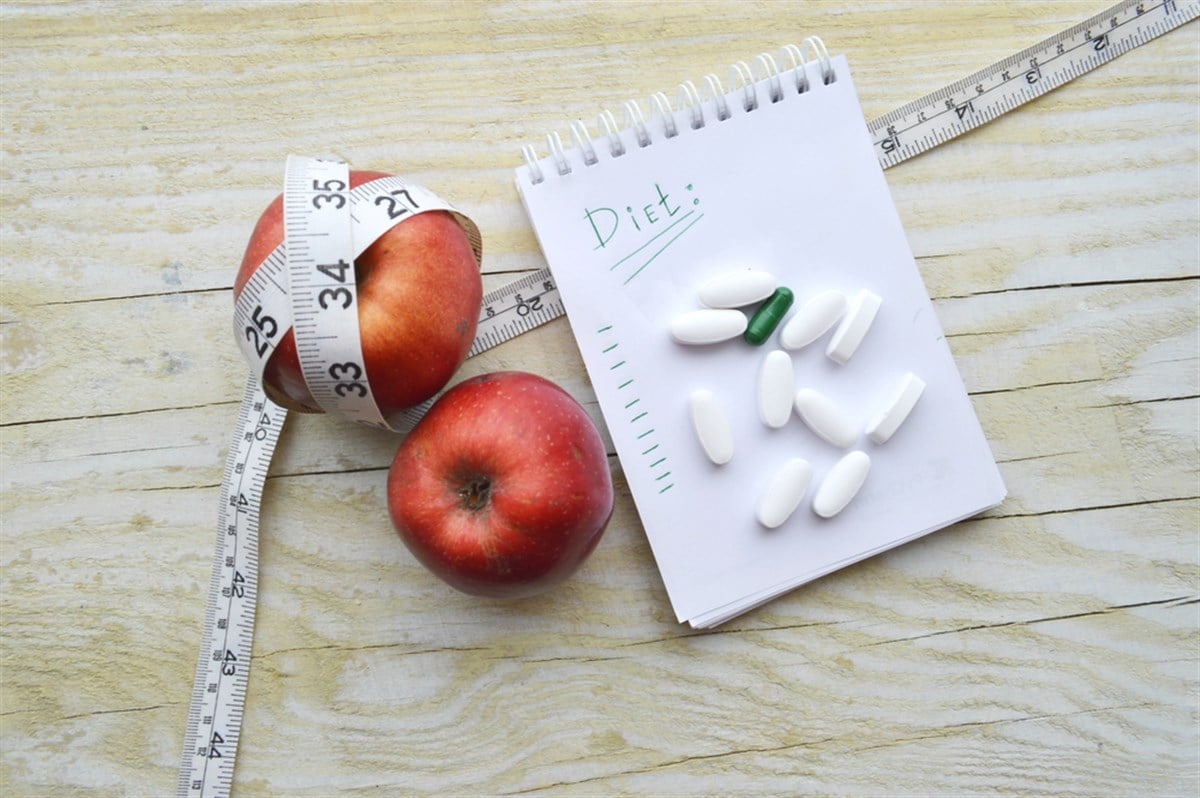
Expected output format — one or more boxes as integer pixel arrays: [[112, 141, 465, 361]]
[[2, 1, 1196, 795]]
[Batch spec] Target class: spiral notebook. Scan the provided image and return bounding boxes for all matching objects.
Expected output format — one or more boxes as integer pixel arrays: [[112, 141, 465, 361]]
[[514, 41, 1005, 628]]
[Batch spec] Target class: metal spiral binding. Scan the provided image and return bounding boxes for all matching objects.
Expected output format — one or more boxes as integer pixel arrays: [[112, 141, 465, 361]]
[[521, 36, 838, 185]]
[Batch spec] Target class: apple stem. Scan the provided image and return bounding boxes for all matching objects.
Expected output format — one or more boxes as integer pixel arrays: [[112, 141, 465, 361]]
[[458, 477, 492, 512]]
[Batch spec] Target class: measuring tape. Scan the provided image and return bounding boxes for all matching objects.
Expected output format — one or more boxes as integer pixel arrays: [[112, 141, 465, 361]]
[[179, 158, 558, 797], [178, 1, 1196, 793]]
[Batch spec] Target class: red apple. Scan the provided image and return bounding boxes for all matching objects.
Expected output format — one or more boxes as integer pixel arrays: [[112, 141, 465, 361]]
[[387, 371, 614, 598], [233, 170, 482, 417]]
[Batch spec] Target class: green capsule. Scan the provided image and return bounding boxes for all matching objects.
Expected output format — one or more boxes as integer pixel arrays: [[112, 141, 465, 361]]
[[744, 287, 794, 345]]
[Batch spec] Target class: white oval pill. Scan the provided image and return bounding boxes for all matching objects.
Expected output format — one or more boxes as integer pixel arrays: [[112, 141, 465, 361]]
[[813, 450, 871, 518], [689, 389, 733, 465], [756, 458, 813, 529], [779, 290, 847, 350], [826, 289, 882, 364], [794, 388, 857, 448], [866, 372, 926, 444], [698, 269, 777, 308], [670, 309, 747, 345], [758, 350, 794, 429]]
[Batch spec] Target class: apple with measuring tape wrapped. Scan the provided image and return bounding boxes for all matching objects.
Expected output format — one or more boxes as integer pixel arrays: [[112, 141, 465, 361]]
[[234, 170, 482, 417], [387, 371, 614, 598]]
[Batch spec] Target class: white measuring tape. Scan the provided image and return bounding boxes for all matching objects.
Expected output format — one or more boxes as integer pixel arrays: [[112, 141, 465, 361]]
[[869, 0, 1199, 167], [178, 1, 1196, 793]]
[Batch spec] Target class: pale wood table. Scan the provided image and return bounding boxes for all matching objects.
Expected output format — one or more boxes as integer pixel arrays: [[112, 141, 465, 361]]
[[3, 1, 1197, 795]]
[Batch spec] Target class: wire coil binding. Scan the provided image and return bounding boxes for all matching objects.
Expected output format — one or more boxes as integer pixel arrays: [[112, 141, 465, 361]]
[[522, 37, 837, 185]]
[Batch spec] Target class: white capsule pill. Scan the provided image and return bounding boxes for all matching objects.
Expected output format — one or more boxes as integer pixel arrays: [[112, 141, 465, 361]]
[[794, 388, 858, 448], [826, 289, 882, 364], [756, 458, 814, 529], [757, 350, 795, 429], [689, 389, 734, 465], [670, 309, 747, 345], [779, 290, 847, 350], [866, 372, 926, 444], [698, 269, 777, 308], [813, 450, 871, 518]]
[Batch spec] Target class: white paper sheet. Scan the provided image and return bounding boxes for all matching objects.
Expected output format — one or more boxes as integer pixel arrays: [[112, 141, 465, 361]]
[[516, 55, 1006, 626]]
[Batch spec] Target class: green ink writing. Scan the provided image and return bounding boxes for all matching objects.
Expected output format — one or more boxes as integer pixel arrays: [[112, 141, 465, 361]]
[[584, 207, 619, 250], [584, 181, 692, 250]]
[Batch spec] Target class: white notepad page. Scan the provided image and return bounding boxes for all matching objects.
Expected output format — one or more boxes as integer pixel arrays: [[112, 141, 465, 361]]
[[516, 53, 1006, 627]]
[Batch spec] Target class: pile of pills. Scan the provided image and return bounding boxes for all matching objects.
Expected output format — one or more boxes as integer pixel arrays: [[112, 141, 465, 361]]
[[672, 268, 925, 529]]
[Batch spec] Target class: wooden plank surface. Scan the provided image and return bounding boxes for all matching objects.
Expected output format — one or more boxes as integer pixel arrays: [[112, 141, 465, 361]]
[[1, 0, 1196, 794]]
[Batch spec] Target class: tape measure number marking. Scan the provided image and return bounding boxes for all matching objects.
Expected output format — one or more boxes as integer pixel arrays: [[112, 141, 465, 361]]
[[473, 270, 566, 356]]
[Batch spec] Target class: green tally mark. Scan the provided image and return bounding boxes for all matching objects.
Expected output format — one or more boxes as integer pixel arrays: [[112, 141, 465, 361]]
[[596, 322, 674, 495]]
